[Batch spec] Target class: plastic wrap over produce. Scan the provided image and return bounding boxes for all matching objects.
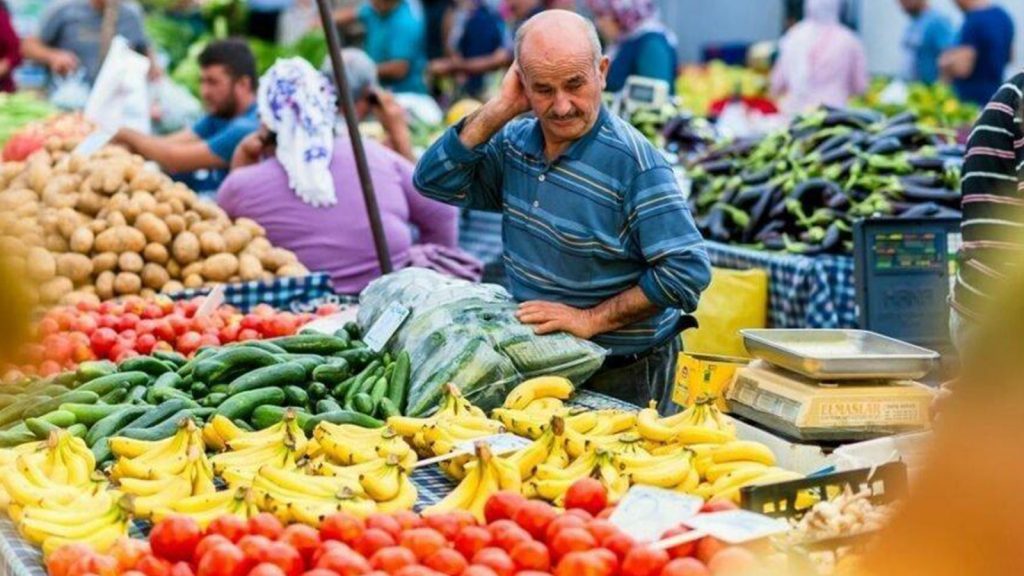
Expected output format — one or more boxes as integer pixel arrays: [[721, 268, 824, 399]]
[[358, 268, 607, 416]]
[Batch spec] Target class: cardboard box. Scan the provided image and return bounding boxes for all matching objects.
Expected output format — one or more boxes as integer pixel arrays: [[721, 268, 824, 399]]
[[673, 352, 747, 411]]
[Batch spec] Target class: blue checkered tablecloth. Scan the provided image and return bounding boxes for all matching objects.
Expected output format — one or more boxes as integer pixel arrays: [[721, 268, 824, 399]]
[[0, 391, 634, 576], [166, 273, 336, 313], [704, 242, 858, 329]]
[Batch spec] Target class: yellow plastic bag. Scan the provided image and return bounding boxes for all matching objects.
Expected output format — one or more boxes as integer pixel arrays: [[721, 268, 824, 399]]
[[684, 267, 768, 358], [673, 352, 746, 411]]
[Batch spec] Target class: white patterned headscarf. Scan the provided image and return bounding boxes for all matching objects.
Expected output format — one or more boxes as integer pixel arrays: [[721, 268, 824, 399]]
[[258, 58, 338, 207]]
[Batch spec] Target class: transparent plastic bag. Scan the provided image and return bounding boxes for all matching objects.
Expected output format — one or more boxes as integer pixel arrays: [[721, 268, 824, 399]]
[[358, 268, 607, 415]]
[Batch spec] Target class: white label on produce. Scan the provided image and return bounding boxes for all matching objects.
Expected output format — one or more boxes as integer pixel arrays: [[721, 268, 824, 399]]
[[363, 303, 410, 352], [455, 433, 532, 457], [301, 310, 358, 335], [683, 510, 788, 544], [609, 486, 704, 543]]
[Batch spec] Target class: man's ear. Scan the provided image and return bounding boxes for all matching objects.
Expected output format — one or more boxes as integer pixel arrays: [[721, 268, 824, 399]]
[[598, 56, 610, 89]]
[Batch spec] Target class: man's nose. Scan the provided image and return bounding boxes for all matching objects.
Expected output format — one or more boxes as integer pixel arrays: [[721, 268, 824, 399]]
[[552, 93, 573, 116]]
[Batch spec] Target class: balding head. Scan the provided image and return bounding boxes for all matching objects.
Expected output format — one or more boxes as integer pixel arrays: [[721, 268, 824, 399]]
[[514, 10, 603, 71]]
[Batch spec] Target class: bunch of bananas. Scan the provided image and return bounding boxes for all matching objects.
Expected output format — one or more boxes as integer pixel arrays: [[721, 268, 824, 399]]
[[314, 423, 415, 468], [0, 431, 127, 557], [212, 412, 307, 487], [424, 443, 520, 522], [251, 465, 379, 525], [151, 487, 261, 528], [692, 440, 803, 504], [110, 418, 216, 519], [636, 399, 735, 445]]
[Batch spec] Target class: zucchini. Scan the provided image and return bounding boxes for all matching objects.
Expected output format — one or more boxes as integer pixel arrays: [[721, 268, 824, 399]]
[[23, 390, 100, 419], [312, 361, 350, 386], [226, 362, 307, 396], [316, 398, 342, 414], [388, 351, 410, 412], [75, 360, 117, 384], [66, 423, 87, 438], [216, 387, 286, 421], [60, 402, 127, 426], [194, 348, 282, 385], [267, 334, 350, 355], [118, 356, 173, 377], [153, 351, 187, 368], [378, 397, 401, 419], [283, 385, 309, 408], [352, 393, 375, 415], [76, 371, 149, 396], [85, 406, 148, 446]]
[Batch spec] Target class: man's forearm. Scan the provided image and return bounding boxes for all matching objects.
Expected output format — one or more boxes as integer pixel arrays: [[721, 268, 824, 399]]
[[20, 38, 53, 66], [458, 100, 517, 149], [587, 286, 660, 336], [459, 49, 511, 76], [377, 60, 410, 81]]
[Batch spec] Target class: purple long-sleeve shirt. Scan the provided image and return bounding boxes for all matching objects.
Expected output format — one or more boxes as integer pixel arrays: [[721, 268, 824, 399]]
[[218, 136, 459, 294]]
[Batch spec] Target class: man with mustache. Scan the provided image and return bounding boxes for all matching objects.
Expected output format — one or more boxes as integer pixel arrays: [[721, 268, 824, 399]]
[[414, 10, 710, 412]]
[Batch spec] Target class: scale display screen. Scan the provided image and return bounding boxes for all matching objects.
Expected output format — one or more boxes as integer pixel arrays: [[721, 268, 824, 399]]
[[870, 231, 943, 272], [628, 83, 656, 103]]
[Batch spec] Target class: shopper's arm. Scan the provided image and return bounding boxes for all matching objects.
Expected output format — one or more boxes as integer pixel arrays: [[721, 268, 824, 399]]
[[333, 7, 357, 25], [939, 46, 976, 80], [376, 59, 411, 83], [113, 129, 226, 174], [516, 286, 661, 339], [20, 37, 76, 75], [455, 48, 512, 76], [373, 89, 415, 162]]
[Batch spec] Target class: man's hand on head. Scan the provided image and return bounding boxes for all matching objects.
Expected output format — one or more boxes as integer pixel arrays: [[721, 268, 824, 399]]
[[516, 300, 600, 340], [495, 63, 531, 119]]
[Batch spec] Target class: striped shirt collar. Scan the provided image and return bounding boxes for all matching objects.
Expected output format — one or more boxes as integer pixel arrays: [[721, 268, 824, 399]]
[[521, 106, 612, 163]]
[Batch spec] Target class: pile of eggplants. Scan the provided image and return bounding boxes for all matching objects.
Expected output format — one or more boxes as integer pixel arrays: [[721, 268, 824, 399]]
[[686, 107, 963, 255]]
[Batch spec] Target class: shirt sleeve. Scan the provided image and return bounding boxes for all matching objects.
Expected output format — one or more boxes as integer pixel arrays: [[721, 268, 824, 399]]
[[215, 172, 242, 217], [122, 3, 150, 52], [388, 10, 423, 63], [625, 165, 712, 312], [412, 120, 506, 212], [36, 2, 64, 45], [958, 15, 982, 49], [394, 150, 459, 247], [961, 75, 1024, 203], [204, 120, 257, 163], [929, 16, 955, 53], [632, 35, 676, 86]]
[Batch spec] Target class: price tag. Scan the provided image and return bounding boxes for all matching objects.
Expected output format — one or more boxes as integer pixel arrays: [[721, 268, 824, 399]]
[[194, 284, 225, 318], [609, 486, 703, 543], [414, 433, 531, 468], [362, 302, 410, 352], [682, 510, 788, 544], [73, 129, 115, 156], [299, 309, 359, 335]]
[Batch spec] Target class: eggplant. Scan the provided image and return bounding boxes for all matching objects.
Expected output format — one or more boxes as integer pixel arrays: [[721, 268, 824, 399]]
[[753, 220, 785, 242], [826, 191, 851, 211], [897, 202, 963, 219], [744, 185, 782, 242], [699, 158, 737, 175], [734, 185, 770, 209], [820, 144, 857, 164], [705, 205, 731, 242], [870, 123, 923, 145], [787, 222, 844, 255], [908, 155, 946, 171], [900, 172, 943, 187], [762, 234, 787, 251], [897, 182, 961, 205], [740, 165, 774, 185], [881, 110, 918, 129], [866, 137, 902, 155]]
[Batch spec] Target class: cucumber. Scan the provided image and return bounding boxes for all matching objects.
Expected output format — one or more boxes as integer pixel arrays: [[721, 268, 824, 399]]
[[352, 393, 375, 415], [76, 360, 117, 384], [100, 387, 128, 404], [85, 406, 148, 447], [190, 382, 209, 398], [90, 437, 112, 464], [307, 382, 328, 402], [23, 390, 100, 419], [226, 362, 307, 396], [26, 410, 76, 438], [117, 411, 197, 441], [66, 423, 87, 438], [331, 375, 358, 401], [153, 351, 187, 368], [176, 347, 219, 377], [343, 321, 362, 340], [0, 395, 18, 410], [236, 340, 288, 354], [118, 356, 173, 377], [250, 405, 310, 430], [151, 371, 182, 390], [201, 393, 228, 407], [126, 399, 197, 431], [216, 387, 286, 421], [388, 351, 410, 412], [0, 427, 38, 447], [60, 402, 127, 426], [54, 372, 78, 388], [267, 334, 350, 355], [0, 396, 44, 428], [378, 397, 401, 419], [147, 387, 193, 405], [76, 371, 149, 396], [283, 386, 309, 408], [209, 384, 229, 395], [303, 410, 382, 434], [316, 398, 342, 414], [312, 361, 351, 386], [194, 348, 282, 385], [344, 361, 382, 405], [333, 348, 377, 371], [330, 329, 351, 347], [275, 354, 325, 378], [127, 385, 148, 404], [368, 375, 388, 406], [35, 384, 73, 397], [233, 419, 254, 432]]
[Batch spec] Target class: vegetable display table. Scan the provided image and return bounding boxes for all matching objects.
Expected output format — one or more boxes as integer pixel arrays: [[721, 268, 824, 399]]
[[705, 241, 857, 329], [167, 273, 335, 313]]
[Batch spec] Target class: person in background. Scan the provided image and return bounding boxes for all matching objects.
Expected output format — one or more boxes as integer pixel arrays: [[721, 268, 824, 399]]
[[586, 0, 677, 94], [220, 59, 468, 294], [0, 1, 21, 93], [112, 40, 259, 194], [940, 0, 1014, 105], [21, 0, 158, 84], [422, 0, 454, 63], [414, 10, 711, 412], [770, 0, 868, 117], [505, 0, 545, 34], [334, 0, 428, 94], [898, 0, 954, 84], [247, 0, 293, 42], [429, 0, 509, 99]]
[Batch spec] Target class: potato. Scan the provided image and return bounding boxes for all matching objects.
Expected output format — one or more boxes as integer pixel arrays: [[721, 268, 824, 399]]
[[117, 252, 144, 273], [201, 253, 239, 282], [238, 254, 263, 281], [168, 198, 186, 215], [141, 263, 170, 290], [166, 259, 181, 280], [26, 247, 56, 282], [45, 234, 69, 253], [105, 211, 128, 228], [92, 252, 118, 273], [114, 272, 142, 295], [183, 273, 204, 289], [193, 201, 227, 222], [129, 170, 163, 193], [94, 226, 146, 253], [182, 211, 202, 227], [134, 214, 172, 245], [56, 209, 82, 239], [161, 280, 185, 294], [199, 231, 227, 256], [235, 217, 265, 238], [152, 203, 173, 219], [165, 214, 186, 235], [181, 262, 203, 279], [27, 156, 52, 194], [260, 248, 295, 272], [221, 226, 252, 254], [171, 231, 201, 264], [39, 277, 73, 304], [259, 271, 275, 283], [139, 288, 156, 299], [276, 263, 309, 277], [143, 243, 169, 265], [56, 253, 93, 284], [89, 220, 108, 235], [245, 236, 272, 256], [189, 221, 218, 237], [61, 291, 100, 308]]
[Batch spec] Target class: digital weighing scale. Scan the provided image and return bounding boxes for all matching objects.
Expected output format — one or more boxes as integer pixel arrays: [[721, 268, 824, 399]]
[[610, 75, 671, 117]]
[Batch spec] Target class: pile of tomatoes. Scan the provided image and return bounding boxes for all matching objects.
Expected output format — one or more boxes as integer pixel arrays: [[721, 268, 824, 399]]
[[10, 297, 344, 378], [47, 480, 763, 576]]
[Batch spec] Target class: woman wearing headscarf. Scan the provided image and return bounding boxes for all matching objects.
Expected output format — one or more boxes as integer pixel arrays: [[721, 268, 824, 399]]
[[586, 0, 678, 94], [217, 58, 477, 294], [770, 0, 868, 117]]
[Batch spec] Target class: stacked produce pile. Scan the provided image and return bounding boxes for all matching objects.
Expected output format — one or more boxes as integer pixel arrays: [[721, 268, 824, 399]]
[[853, 78, 979, 129], [48, 482, 767, 576], [676, 61, 770, 117], [1, 113, 92, 162], [687, 107, 962, 255], [0, 145, 309, 308], [0, 93, 57, 152]]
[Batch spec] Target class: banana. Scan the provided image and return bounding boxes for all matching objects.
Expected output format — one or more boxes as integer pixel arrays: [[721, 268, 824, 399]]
[[376, 473, 418, 513], [466, 454, 499, 522], [677, 465, 701, 494], [359, 461, 404, 501], [19, 491, 119, 525], [126, 477, 194, 518], [160, 488, 240, 515], [423, 462, 481, 516], [503, 376, 574, 410], [523, 397, 565, 415], [711, 441, 777, 467], [565, 410, 598, 433], [525, 476, 575, 502], [636, 401, 678, 442], [110, 435, 174, 460], [19, 505, 123, 545], [41, 519, 128, 558], [674, 425, 734, 445], [704, 461, 769, 483], [119, 475, 191, 498], [710, 469, 804, 505], [492, 454, 522, 492], [710, 467, 776, 494], [386, 416, 434, 437], [210, 414, 245, 443]]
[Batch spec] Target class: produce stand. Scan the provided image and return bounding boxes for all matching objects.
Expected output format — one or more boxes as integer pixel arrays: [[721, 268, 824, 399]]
[[705, 241, 856, 329], [166, 273, 335, 313]]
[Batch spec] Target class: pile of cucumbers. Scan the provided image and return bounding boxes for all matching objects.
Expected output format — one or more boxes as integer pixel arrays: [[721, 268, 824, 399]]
[[3, 322, 411, 464]]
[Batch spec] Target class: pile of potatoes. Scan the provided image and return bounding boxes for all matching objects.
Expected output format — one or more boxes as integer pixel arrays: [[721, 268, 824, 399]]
[[0, 146, 308, 307]]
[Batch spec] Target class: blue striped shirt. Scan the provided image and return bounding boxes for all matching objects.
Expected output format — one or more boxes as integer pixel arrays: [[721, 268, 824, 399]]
[[413, 107, 711, 355]]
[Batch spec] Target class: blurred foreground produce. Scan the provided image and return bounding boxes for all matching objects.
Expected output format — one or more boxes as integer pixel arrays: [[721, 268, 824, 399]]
[[853, 78, 979, 129]]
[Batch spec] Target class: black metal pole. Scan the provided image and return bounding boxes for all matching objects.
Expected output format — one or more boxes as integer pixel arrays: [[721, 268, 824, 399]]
[[315, 0, 393, 275]]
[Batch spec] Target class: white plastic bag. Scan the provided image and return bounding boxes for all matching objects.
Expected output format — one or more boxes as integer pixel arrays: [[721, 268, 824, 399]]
[[84, 36, 151, 134]]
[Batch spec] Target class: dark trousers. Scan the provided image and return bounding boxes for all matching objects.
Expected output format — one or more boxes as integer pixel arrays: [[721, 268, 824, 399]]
[[583, 337, 681, 415], [247, 9, 281, 42]]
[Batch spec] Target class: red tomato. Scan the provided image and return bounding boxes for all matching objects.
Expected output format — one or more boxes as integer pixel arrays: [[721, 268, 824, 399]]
[[301, 571, 341, 576], [471, 548, 516, 576], [112, 346, 139, 363], [98, 301, 118, 314], [489, 520, 532, 553], [600, 533, 636, 562], [68, 554, 117, 576], [544, 515, 586, 544], [38, 360, 62, 376], [260, 542, 304, 576], [253, 304, 276, 317], [394, 567, 445, 576], [142, 304, 164, 319], [316, 304, 340, 316], [240, 315, 263, 331], [584, 520, 618, 547], [45, 543, 94, 576], [109, 537, 151, 571], [454, 525, 493, 559], [248, 564, 286, 576], [136, 555, 173, 576], [73, 314, 98, 334], [659, 558, 711, 576], [194, 535, 232, 564], [72, 343, 96, 363], [136, 333, 158, 355], [170, 562, 195, 576], [514, 571, 554, 576], [621, 547, 670, 576], [136, 319, 157, 335], [705, 547, 757, 575], [369, 546, 417, 573], [564, 479, 608, 517], [391, 510, 424, 531], [698, 501, 737, 514], [196, 542, 248, 576], [694, 539, 726, 565], [238, 535, 275, 562], [52, 310, 75, 331], [278, 524, 321, 562], [320, 512, 365, 545], [315, 546, 372, 576], [176, 331, 203, 356], [596, 508, 615, 520], [153, 319, 176, 342], [181, 300, 201, 317], [208, 515, 249, 543], [365, 513, 402, 540], [219, 323, 241, 344], [77, 299, 100, 312], [90, 327, 118, 356], [399, 528, 448, 561], [462, 566, 499, 576], [248, 513, 285, 540], [565, 509, 593, 522], [509, 540, 550, 572], [150, 516, 203, 563], [423, 548, 469, 576], [554, 551, 612, 576], [198, 334, 221, 349], [424, 513, 464, 541], [117, 313, 141, 332], [310, 541, 346, 567], [512, 501, 558, 541], [352, 528, 396, 558], [167, 314, 190, 336], [549, 528, 596, 561], [659, 527, 697, 559], [484, 491, 527, 525]]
